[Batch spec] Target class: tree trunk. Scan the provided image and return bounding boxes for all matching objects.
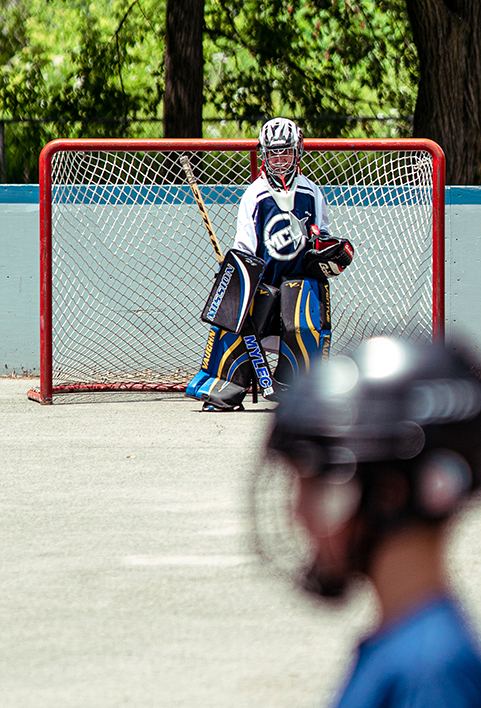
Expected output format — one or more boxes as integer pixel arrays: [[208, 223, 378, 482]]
[[405, 0, 481, 184], [164, 0, 205, 138]]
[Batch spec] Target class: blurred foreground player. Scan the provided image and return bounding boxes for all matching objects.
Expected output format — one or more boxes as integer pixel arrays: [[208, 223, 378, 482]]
[[255, 337, 481, 707], [186, 118, 354, 411]]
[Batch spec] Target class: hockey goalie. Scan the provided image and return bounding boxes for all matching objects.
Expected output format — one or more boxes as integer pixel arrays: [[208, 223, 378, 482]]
[[186, 117, 354, 411]]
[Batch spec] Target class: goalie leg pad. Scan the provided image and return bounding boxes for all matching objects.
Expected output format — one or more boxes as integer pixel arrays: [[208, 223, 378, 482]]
[[250, 283, 280, 339], [200, 379, 247, 410], [185, 325, 253, 408], [185, 369, 211, 399], [187, 283, 280, 406], [274, 278, 331, 385]]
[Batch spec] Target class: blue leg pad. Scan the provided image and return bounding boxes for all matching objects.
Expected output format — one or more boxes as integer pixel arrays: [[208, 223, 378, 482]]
[[185, 370, 211, 399], [197, 376, 221, 399]]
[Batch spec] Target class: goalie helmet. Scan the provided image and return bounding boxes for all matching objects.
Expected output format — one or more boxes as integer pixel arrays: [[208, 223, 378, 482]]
[[259, 118, 303, 192], [254, 337, 481, 599]]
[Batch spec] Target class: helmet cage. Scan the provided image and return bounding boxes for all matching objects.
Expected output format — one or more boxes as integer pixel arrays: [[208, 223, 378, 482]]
[[259, 118, 303, 191], [265, 147, 296, 176]]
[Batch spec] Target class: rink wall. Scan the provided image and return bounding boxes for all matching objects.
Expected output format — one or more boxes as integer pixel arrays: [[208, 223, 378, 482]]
[[1, 184, 481, 375]]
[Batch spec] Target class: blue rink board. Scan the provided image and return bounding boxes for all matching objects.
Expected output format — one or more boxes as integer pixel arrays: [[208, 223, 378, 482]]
[[1, 184, 480, 205], [47, 184, 433, 207]]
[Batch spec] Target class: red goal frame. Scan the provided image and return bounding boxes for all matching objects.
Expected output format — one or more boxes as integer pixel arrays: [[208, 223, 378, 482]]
[[28, 137, 445, 404]]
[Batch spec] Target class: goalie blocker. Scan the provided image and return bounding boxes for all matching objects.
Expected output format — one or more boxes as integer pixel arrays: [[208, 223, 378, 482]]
[[201, 249, 266, 333]]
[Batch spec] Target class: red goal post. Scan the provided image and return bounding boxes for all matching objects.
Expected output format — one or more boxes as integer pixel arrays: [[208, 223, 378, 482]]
[[27, 137, 445, 404]]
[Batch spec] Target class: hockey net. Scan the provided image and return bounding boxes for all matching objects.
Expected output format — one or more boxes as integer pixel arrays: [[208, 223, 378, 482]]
[[28, 138, 444, 404]]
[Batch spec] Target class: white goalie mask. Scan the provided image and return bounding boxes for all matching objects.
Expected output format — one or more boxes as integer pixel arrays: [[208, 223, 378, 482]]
[[259, 118, 303, 193]]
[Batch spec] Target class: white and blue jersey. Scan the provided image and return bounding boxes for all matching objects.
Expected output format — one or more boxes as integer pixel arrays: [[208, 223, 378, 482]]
[[234, 173, 330, 288]]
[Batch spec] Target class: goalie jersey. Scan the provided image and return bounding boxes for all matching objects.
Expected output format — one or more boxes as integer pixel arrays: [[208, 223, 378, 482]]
[[234, 173, 330, 287]]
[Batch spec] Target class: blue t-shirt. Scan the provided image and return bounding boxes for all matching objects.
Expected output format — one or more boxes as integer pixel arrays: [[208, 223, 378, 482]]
[[333, 596, 481, 708]]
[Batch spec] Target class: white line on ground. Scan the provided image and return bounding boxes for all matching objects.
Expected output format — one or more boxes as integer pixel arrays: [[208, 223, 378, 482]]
[[123, 554, 258, 567]]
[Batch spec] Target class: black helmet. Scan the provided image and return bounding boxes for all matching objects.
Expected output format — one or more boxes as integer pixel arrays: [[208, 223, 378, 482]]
[[252, 337, 481, 598]]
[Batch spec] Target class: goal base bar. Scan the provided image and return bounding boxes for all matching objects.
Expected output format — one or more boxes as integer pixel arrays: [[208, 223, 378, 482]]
[[27, 380, 190, 404]]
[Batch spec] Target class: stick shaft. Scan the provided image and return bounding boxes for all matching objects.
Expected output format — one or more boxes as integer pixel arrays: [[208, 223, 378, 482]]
[[180, 155, 224, 263]]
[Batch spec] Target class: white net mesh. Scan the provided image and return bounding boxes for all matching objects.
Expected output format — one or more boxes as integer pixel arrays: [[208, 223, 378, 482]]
[[302, 149, 434, 352], [47, 144, 434, 393]]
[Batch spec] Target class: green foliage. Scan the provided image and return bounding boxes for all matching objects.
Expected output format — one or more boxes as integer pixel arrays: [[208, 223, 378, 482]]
[[48, 12, 141, 134], [0, 0, 28, 65], [0, 0, 166, 180], [0, 0, 419, 181], [204, 0, 418, 137]]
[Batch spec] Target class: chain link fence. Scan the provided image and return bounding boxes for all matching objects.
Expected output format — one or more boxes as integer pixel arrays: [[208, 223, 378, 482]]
[[0, 115, 413, 184]]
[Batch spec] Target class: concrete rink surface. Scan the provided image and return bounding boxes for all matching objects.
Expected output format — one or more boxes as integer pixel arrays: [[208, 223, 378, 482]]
[[2, 378, 481, 708]]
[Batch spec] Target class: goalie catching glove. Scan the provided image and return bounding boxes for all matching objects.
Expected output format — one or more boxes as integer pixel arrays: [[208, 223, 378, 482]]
[[302, 224, 354, 279]]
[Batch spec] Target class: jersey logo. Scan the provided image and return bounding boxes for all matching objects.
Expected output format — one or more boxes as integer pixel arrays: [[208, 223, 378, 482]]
[[264, 211, 308, 261], [286, 281, 301, 288]]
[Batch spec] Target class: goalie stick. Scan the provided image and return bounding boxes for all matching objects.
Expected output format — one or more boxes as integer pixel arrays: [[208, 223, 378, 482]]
[[180, 154, 275, 401], [180, 155, 224, 265]]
